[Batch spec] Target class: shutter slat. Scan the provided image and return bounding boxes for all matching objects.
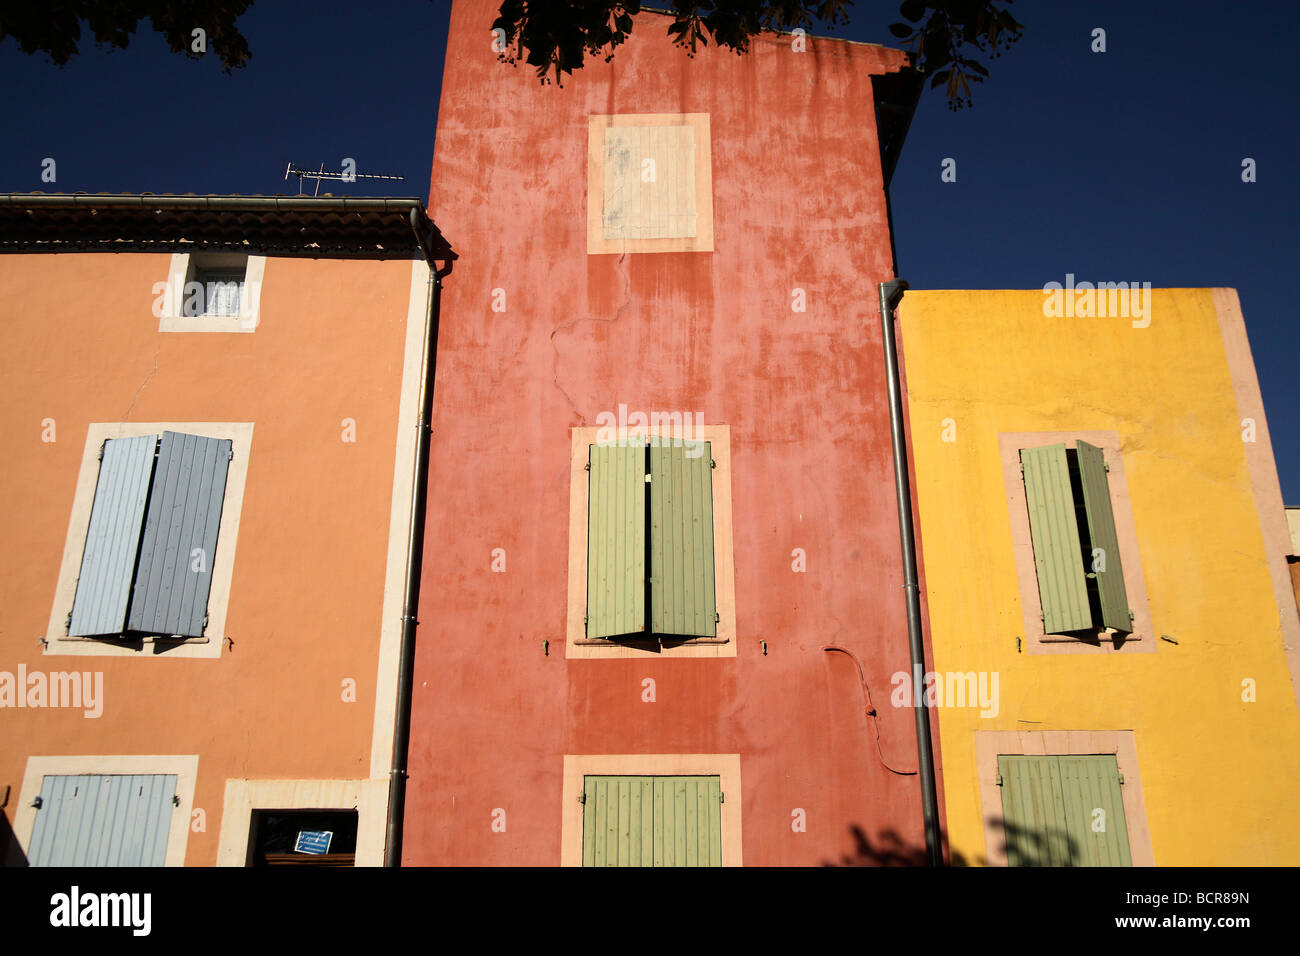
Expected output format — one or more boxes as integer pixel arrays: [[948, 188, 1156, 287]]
[[128, 432, 230, 638], [1020, 444, 1092, 633], [650, 440, 716, 637], [586, 441, 646, 638], [1075, 441, 1132, 633], [68, 435, 156, 636]]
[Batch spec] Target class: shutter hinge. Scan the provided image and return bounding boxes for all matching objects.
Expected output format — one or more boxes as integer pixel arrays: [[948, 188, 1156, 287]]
[[1128, 610, 1135, 621], [584, 462, 590, 471], [172, 794, 180, 807], [97, 440, 106, 461], [718, 791, 724, 804], [1104, 462, 1110, 472], [577, 791, 586, 804], [64, 611, 72, 632], [715, 612, 720, 624], [711, 459, 716, 469], [995, 774, 1004, 787], [202, 612, 209, 629], [228, 447, 234, 461], [1117, 773, 1125, 785]]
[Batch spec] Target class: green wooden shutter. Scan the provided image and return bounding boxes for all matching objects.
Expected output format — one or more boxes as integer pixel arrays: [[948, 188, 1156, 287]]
[[1075, 441, 1132, 633], [582, 775, 721, 867], [998, 755, 1131, 867], [586, 441, 646, 639], [1057, 755, 1132, 866], [1020, 444, 1091, 633], [649, 441, 716, 637]]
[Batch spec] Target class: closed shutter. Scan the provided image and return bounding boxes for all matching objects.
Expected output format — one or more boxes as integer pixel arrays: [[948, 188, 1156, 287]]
[[128, 432, 231, 638], [68, 435, 157, 636], [653, 775, 722, 866], [998, 756, 1131, 867], [582, 776, 654, 866], [582, 775, 721, 867], [28, 774, 176, 866], [586, 440, 646, 639], [1020, 444, 1091, 633], [1075, 441, 1132, 633], [650, 441, 716, 637]]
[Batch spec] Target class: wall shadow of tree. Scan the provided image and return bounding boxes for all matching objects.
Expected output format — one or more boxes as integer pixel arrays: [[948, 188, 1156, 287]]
[[823, 817, 1080, 867], [822, 825, 978, 866]]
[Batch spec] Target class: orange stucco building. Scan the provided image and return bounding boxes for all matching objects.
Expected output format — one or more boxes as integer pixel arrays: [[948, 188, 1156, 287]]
[[0, 195, 453, 865]]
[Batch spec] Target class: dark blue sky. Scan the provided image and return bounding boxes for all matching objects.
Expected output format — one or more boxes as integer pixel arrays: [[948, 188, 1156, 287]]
[[2, 1, 1295, 500]]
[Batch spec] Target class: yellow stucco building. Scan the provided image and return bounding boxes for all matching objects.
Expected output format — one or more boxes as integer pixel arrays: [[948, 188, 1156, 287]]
[[897, 287, 1300, 866]]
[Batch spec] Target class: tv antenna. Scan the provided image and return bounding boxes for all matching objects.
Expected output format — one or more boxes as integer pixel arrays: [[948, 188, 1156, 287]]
[[284, 161, 405, 196]]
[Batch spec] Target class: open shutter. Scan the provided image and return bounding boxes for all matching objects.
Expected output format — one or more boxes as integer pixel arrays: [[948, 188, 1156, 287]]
[[650, 440, 716, 637], [1075, 441, 1132, 633], [1020, 444, 1091, 633], [68, 435, 156, 636], [127, 432, 231, 638], [586, 440, 646, 639]]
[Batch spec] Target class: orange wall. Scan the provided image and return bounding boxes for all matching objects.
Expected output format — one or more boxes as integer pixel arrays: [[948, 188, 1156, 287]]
[[0, 253, 413, 864]]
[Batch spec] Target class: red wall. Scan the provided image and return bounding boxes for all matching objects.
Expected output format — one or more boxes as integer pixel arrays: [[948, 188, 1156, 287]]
[[406, 0, 925, 865]]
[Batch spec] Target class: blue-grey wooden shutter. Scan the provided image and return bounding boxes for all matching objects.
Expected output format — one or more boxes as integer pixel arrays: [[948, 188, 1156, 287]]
[[586, 440, 646, 638], [1075, 441, 1133, 633], [1020, 444, 1091, 633], [128, 432, 231, 638], [28, 774, 176, 866], [650, 440, 716, 637], [68, 435, 157, 636]]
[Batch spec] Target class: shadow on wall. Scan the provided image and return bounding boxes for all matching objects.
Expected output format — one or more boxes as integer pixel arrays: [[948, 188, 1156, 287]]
[[822, 825, 980, 867], [2, 812, 28, 867], [824, 817, 1084, 867], [998, 817, 1081, 867]]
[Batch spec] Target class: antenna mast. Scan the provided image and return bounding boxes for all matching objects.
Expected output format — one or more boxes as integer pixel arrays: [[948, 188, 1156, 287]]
[[284, 162, 406, 196]]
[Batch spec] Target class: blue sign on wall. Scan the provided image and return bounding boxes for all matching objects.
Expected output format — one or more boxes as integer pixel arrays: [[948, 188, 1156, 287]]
[[295, 830, 333, 855]]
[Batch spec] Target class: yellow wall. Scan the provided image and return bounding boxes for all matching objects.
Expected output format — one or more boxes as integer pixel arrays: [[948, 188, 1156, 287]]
[[898, 288, 1300, 865]]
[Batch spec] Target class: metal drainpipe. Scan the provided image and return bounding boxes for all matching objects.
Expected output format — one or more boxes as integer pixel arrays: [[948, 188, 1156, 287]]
[[878, 278, 942, 866], [384, 213, 453, 866]]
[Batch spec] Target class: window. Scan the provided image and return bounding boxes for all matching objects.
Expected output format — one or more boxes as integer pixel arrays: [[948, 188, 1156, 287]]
[[582, 776, 722, 867], [10, 755, 198, 868], [560, 755, 742, 866], [1000, 432, 1153, 651], [46, 422, 252, 659], [157, 252, 264, 332], [587, 114, 714, 254], [193, 266, 245, 316], [973, 731, 1154, 866], [66, 431, 230, 643], [247, 810, 358, 867], [1021, 441, 1131, 634], [997, 756, 1130, 866], [567, 425, 736, 658]]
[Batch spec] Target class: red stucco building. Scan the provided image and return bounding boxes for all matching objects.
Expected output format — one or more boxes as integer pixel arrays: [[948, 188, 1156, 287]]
[[402, 1, 937, 865]]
